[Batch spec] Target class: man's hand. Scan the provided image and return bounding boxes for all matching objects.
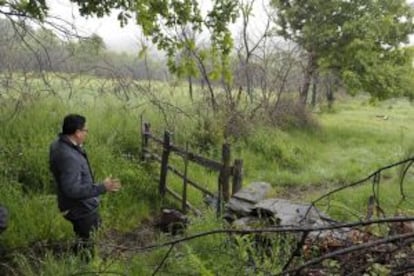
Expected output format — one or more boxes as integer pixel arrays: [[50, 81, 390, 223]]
[[103, 176, 121, 192]]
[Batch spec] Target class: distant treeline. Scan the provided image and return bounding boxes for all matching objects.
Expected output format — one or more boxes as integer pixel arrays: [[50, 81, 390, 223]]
[[0, 18, 168, 81]]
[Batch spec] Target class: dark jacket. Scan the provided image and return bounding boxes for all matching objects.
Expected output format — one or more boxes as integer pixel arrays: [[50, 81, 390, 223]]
[[49, 134, 106, 220]]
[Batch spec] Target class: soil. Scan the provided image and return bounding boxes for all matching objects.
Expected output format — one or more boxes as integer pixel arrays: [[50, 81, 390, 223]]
[[100, 219, 158, 259]]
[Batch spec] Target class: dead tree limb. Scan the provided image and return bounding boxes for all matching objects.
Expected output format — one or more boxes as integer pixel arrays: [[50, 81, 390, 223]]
[[100, 216, 414, 253], [279, 232, 414, 276], [152, 244, 175, 276], [311, 157, 414, 206]]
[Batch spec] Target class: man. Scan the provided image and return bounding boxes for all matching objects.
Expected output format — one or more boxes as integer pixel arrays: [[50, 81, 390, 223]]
[[49, 114, 121, 259]]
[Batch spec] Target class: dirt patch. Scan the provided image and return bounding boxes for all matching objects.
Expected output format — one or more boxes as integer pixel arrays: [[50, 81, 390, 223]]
[[99, 218, 158, 259]]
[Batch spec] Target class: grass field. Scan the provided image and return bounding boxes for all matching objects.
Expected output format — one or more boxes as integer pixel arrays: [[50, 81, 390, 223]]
[[0, 77, 413, 274]]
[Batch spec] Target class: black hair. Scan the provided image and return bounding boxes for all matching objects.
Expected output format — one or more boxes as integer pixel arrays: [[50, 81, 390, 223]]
[[62, 114, 86, 135]]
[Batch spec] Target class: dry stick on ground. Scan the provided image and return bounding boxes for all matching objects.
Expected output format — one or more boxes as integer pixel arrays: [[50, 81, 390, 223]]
[[152, 244, 175, 276], [399, 159, 414, 199], [282, 231, 309, 272], [347, 236, 414, 276], [284, 157, 414, 272], [310, 157, 414, 208], [3, 218, 413, 274], [0, 262, 19, 276], [70, 271, 126, 276], [101, 217, 414, 253], [93, 217, 414, 274], [279, 232, 414, 276]]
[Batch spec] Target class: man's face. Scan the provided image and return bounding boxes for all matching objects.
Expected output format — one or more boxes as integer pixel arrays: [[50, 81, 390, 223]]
[[74, 124, 88, 145]]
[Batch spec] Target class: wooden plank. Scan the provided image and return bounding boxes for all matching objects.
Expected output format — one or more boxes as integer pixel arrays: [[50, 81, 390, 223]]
[[159, 131, 171, 196], [170, 144, 222, 171], [167, 163, 215, 197], [147, 134, 164, 145], [140, 116, 144, 160], [146, 151, 214, 197], [141, 120, 151, 161], [146, 135, 222, 171], [182, 143, 189, 214], [232, 159, 243, 195], [219, 143, 231, 202], [165, 187, 199, 214], [142, 150, 162, 163], [140, 122, 243, 217]]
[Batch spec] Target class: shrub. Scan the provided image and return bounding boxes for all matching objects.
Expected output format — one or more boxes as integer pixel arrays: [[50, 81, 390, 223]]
[[269, 98, 319, 130]]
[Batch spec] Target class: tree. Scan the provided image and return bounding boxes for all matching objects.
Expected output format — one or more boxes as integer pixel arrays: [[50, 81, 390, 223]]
[[0, 0, 238, 73], [1, 0, 239, 113], [271, 0, 414, 103]]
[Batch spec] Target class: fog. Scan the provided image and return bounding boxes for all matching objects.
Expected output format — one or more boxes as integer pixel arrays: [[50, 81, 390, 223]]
[[47, 0, 414, 53], [48, 0, 143, 53]]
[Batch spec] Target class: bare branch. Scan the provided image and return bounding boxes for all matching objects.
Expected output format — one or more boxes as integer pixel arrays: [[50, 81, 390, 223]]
[[101, 216, 414, 253], [280, 232, 414, 275], [152, 244, 175, 276], [311, 157, 414, 206]]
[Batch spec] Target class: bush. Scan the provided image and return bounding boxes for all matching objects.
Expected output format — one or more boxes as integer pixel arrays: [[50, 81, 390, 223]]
[[269, 98, 319, 130], [247, 128, 305, 171]]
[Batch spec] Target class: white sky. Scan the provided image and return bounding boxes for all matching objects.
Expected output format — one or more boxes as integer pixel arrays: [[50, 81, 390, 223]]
[[47, 0, 270, 54], [48, 0, 143, 53], [47, 0, 414, 53]]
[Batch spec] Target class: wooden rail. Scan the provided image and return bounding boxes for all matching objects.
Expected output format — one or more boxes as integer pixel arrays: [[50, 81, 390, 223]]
[[140, 120, 243, 215]]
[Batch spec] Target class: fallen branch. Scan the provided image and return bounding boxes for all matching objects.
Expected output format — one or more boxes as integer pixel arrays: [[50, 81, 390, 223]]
[[279, 232, 414, 275], [100, 216, 414, 253]]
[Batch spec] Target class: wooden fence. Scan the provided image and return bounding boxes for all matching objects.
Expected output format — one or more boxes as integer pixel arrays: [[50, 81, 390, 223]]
[[140, 120, 243, 215]]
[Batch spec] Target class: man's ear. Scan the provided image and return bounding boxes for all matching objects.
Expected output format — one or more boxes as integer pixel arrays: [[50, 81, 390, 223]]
[[73, 130, 82, 139]]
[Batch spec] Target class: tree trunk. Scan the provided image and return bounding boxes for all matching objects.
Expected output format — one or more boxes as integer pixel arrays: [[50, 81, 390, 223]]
[[299, 51, 317, 106], [188, 76, 193, 102], [325, 72, 337, 109], [311, 71, 319, 107]]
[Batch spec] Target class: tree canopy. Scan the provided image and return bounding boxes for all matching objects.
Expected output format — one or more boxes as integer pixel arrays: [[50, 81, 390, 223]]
[[271, 0, 414, 100], [0, 0, 238, 74], [2, 0, 414, 102]]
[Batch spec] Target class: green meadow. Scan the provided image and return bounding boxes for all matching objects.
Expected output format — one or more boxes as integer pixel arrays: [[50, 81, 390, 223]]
[[0, 75, 413, 274]]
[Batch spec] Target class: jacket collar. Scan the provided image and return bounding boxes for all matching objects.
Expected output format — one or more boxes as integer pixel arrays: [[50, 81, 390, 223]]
[[58, 134, 87, 156]]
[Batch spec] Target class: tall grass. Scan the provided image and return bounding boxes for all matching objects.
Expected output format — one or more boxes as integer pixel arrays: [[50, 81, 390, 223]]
[[0, 75, 414, 274], [239, 97, 414, 190], [0, 177, 72, 249], [0, 85, 161, 249]]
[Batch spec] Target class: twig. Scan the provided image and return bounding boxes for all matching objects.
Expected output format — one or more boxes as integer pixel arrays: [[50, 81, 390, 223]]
[[399, 160, 414, 200], [152, 244, 175, 276], [311, 157, 414, 205], [100, 216, 414, 253], [71, 271, 126, 276], [282, 231, 309, 271], [279, 232, 414, 275]]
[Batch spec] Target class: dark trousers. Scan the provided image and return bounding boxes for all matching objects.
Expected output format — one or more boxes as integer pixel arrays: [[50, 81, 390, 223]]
[[67, 212, 101, 261]]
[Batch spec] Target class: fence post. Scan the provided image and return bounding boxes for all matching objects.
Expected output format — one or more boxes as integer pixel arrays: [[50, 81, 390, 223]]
[[182, 143, 189, 214], [219, 143, 231, 201], [159, 131, 171, 197], [141, 120, 151, 161], [232, 159, 243, 195]]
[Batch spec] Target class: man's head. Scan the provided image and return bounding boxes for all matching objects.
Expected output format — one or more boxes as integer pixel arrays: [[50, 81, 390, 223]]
[[62, 114, 88, 145]]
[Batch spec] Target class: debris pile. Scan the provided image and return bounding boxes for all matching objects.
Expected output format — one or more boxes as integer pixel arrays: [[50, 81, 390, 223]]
[[224, 182, 414, 274]]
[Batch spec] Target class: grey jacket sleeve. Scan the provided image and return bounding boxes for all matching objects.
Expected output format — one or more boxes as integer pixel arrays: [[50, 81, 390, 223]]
[[58, 154, 106, 200]]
